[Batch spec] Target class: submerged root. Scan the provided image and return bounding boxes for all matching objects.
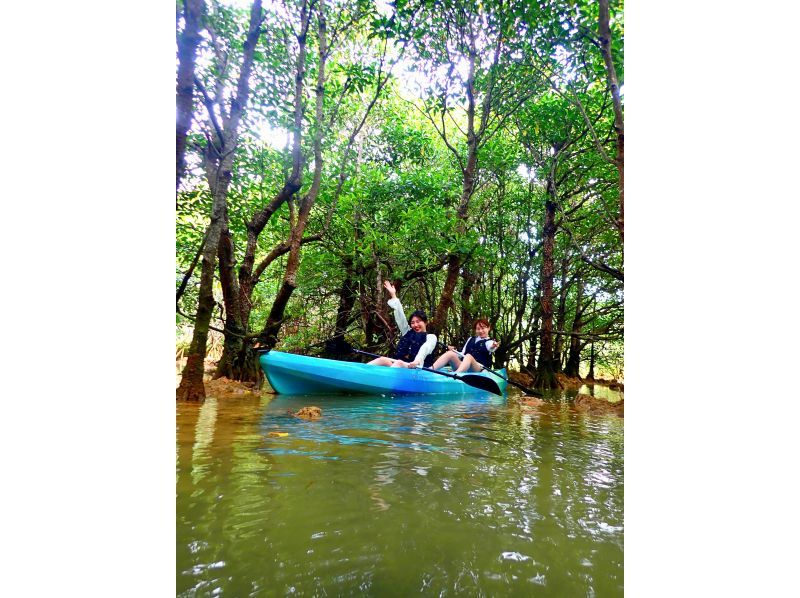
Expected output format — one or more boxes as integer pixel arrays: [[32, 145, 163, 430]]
[[204, 376, 263, 400], [508, 370, 533, 386], [555, 373, 583, 389], [291, 406, 322, 420], [574, 394, 624, 418]]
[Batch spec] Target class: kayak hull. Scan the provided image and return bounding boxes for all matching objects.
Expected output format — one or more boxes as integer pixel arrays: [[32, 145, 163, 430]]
[[260, 351, 508, 396]]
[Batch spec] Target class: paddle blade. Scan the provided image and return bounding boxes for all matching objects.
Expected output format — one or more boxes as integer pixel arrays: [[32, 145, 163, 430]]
[[458, 374, 503, 396]]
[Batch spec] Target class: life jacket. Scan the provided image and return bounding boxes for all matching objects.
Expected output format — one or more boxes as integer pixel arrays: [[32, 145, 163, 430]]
[[395, 330, 434, 367], [464, 337, 493, 368]]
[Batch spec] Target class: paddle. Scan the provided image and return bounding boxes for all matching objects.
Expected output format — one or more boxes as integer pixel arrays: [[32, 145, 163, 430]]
[[442, 344, 544, 397], [347, 346, 503, 397]]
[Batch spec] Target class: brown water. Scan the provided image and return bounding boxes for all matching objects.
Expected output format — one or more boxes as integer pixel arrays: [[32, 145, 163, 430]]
[[177, 390, 623, 596]]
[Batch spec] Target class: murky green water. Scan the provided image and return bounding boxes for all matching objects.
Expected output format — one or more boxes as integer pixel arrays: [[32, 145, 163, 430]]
[[177, 390, 623, 596]]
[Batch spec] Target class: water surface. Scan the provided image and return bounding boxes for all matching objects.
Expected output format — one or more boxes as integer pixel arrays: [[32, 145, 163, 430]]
[[177, 390, 623, 596]]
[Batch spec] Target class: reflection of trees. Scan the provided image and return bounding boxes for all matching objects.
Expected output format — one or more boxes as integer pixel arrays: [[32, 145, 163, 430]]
[[176, 396, 274, 595], [192, 397, 218, 486], [176, 401, 202, 506]]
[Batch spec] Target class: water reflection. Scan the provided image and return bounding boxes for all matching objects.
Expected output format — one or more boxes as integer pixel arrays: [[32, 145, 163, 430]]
[[177, 392, 623, 596], [577, 384, 624, 403], [191, 397, 217, 485]]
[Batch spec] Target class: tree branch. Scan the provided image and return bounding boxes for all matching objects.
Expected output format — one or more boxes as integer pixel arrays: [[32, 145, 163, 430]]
[[193, 76, 225, 152], [252, 234, 322, 284], [176, 228, 209, 305]]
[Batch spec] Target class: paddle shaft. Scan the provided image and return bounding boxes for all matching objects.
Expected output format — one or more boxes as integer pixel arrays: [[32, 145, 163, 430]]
[[350, 347, 393, 361]]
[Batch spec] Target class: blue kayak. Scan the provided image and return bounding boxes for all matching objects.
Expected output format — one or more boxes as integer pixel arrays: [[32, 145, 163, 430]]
[[260, 351, 508, 396]]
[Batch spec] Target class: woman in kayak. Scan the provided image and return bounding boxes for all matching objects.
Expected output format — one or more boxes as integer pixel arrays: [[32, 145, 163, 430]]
[[432, 318, 499, 373], [367, 280, 438, 369]]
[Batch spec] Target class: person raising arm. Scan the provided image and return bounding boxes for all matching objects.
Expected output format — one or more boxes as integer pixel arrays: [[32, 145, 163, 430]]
[[367, 281, 438, 368]]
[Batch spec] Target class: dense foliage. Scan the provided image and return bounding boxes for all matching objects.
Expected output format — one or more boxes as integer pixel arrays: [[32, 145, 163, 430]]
[[176, 0, 624, 398]]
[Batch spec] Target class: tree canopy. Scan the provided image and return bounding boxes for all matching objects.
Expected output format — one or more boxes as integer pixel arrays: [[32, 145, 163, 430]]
[[176, 0, 624, 399]]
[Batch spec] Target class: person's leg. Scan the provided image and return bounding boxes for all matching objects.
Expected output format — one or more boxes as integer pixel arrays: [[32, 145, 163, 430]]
[[432, 350, 462, 370], [456, 354, 482, 373], [390, 360, 410, 368], [367, 357, 394, 366], [468, 359, 485, 372]]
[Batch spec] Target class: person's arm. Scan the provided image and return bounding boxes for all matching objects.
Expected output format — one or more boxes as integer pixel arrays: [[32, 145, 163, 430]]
[[460, 340, 470, 355], [411, 334, 438, 366], [384, 280, 410, 335], [487, 338, 499, 353], [387, 297, 409, 335]]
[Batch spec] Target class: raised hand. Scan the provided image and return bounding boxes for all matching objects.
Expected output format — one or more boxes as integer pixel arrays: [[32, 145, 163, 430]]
[[383, 280, 397, 297]]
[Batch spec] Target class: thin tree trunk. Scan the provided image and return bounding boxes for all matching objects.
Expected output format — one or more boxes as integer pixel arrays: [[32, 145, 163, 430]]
[[257, 193, 318, 351], [258, 175, 317, 353], [599, 0, 624, 244], [259, 0, 328, 350], [214, 226, 250, 380], [535, 196, 560, 390], [564, 274, 584, 377], [176, 0, 204, 194], [359, 277, 377, 349], [177, 0, 263, 401], [429, 14, 507, 331], [431, 140, 477, 330], [457, 267, 477, 342], [433, 42, 480, 330], [526, 335, 537, 373], [237, 0, 310, 290], [553, 255, 569, 373], [434, 255, 461, 333], [373, 256, 392, 342], [525, 282, 541, 374], [333, 258, 357, 337], [587, 342, 596, 381], [211, 0, 311, 382], [176, 228, 208, 307], [433, 126, 477, 331], [176, 169, 232, 401]]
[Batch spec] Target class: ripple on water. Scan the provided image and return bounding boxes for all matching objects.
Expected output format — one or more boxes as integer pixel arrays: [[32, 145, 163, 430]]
[[177, 393, 623, 596]]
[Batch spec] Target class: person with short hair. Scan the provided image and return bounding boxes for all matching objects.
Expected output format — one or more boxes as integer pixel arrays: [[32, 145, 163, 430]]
[[432, 318, 499, 373], [367, 280, 438, 368]]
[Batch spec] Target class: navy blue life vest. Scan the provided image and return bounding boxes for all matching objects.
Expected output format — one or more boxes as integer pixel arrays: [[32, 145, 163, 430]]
[[395, 330, 434, 367], [464, 337, 493, 368]]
